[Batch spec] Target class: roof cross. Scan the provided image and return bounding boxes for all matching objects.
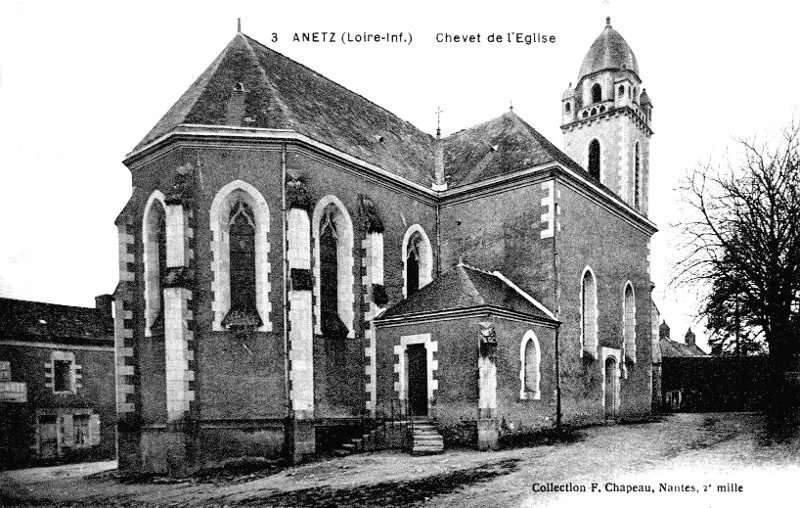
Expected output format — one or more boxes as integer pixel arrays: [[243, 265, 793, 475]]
[[435, 106, 444, 138]]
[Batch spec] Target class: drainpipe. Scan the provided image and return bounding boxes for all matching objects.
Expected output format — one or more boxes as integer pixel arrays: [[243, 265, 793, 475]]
[[552, 174, 562, 432], [281, 144, 291, 422]]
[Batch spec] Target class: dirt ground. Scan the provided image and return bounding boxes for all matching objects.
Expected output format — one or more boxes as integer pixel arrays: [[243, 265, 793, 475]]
[[1, 412, 798, 508]]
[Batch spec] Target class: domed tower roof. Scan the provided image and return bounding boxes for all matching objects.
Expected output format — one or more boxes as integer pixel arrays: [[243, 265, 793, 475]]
[[578, 17, 639, 81]]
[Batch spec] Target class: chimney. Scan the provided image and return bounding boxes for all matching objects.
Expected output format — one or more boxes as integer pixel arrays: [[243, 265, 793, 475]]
[[95, 294, 113, 317]]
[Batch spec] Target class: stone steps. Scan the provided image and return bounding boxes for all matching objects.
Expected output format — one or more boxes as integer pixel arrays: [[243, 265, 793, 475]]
[[410, 421, 444, 455]]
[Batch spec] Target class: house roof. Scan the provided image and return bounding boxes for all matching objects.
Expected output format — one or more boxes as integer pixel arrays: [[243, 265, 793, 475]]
[[376, 263, 557, 323], [132, 33, 588, 191], [0, 298, 114, 345], [443, 111, 584, 187], [659, 337, 707, 358], [132, 32, 437, 186]]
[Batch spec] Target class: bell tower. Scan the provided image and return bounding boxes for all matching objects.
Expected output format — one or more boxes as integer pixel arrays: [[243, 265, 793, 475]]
[[561, 17, 653, 215]]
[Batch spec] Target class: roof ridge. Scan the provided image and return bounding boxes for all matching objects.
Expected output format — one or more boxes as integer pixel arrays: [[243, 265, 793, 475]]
[[491, 271, 557, 321], [0, 297, 102, 311], [239, 33, 294, 126], [456, 264, 487, 306], [242, 34, 435, 142]]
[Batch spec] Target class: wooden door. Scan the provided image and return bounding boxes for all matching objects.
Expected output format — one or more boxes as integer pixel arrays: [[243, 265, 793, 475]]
[[407, 344, 428, 417], [38, 415, 59, 458]]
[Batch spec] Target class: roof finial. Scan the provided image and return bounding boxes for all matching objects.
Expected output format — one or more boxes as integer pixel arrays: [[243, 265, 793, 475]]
[[435, 106, 444, 138], [237, 18, 242, 33], [509, 100, 514, 112], [606, 16, 611, 27]]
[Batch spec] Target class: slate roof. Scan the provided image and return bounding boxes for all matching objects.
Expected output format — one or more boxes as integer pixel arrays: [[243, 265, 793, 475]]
[[443, 112, 584, 187], [0, 298, 114, 345], [578, 18, 639, 81], [660, 338, 707, 358], [133, 33, 587, 190], [376, 263, 557, 322], [132, 33, 437, 186]]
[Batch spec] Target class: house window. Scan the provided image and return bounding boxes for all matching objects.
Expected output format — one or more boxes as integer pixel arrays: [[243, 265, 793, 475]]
[[634, 142, 641, 209], [565, 103, 571, 113], [520, 331, 541, 400], [581, 267, 598, 358], [143, 191, 167, 336], [623, 283, 636, 362], [0, 361, 10, 381], [618, 85, 624, 97], [53, 360, 72, 392], [209, 181, 271, 331], [591, 83, 602, 103], [74, 414, 90, 446], [588, 139, 601, 180], [401, 225, 433, 299], [312, 197, 354, 339]]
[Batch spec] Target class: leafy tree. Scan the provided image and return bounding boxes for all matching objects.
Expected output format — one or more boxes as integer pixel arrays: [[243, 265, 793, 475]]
[[676, 121, 800, 402]]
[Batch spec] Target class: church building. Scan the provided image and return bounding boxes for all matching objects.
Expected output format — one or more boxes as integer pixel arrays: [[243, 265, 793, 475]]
[[114, 18, 657, 473]]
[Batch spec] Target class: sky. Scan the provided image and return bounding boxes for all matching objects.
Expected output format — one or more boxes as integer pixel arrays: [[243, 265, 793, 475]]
[[1, 0, 799, 350]]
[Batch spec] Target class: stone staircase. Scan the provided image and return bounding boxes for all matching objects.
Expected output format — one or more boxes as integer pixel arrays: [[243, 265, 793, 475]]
[[409, 419, 444, 455], [332, 419, 444, 456]]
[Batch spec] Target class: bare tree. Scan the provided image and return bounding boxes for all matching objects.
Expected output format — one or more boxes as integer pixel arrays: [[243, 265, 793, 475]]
[[676, 121, 800, 399]]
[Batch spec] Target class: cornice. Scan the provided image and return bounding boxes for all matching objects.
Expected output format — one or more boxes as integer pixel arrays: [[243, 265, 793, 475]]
[[374, 305, 560, 329], [560, 105, 653, 137]]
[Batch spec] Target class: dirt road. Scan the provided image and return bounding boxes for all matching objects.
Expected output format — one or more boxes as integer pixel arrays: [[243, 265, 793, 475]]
[[1, 412, 798, 507]]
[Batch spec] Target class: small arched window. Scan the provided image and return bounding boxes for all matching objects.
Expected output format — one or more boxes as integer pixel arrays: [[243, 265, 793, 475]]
[[591, 83, 602, 103], [588, 139, 601, 180], [520, 331, 541, 400], [623, 283, 636, 362], [634, 142, 641, 208], [402, 225, 433, 299], [565, 103, 571, 113], [618, 85, 624, 97], [581, 268, 598, 358]]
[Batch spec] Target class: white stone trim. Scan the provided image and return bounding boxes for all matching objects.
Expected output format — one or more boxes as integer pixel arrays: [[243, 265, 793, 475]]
[[393, 333, 438, 416], [401, 224, 433, 298], [164, 287, 194, 421], [362, 232, 384, 416], [142, 191, 167, 337], [601, 347, 622, 414], [540, 180, 555, 239], [622, 282, 636, 363], [580, 266, 599, 359], [46, 350, 80, 394], [519, 330, 541, 400], [209, 180, 272, 332], [312, 195, 354, 338], [287, 208, 314, 415]]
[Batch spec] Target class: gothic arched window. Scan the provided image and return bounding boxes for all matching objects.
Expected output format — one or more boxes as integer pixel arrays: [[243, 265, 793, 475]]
[[229, 201, 257, 313], [312, 197, 354, 339], [634, 142, 641, 209], [520, 330, 541, 400], [581, 267, 598, 358], [402, 225, 433, 299], [623, 282, 636, 363], [209, 180, 271, 332], [143, 191, 167, 336], [591, 83, 602, 103], [588, 139, 601, 180]]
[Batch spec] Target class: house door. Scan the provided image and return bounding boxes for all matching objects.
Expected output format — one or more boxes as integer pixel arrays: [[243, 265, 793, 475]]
[[38, 415, 59, 458], [407, 344, 428, 417], [604, 357, 617, 420]]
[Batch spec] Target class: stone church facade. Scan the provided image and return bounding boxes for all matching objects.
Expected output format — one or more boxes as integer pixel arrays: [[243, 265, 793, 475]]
[[114, 18, 657, 473]]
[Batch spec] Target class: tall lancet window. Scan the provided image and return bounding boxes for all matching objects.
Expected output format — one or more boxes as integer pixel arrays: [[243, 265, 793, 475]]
[[406, 233, 421, 296], [222, 200, 262, 329], [634, 142, 641, 209], [588, 139, 601, 180], [320, 208, 339, 319], [143, 192, 167, 337]]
